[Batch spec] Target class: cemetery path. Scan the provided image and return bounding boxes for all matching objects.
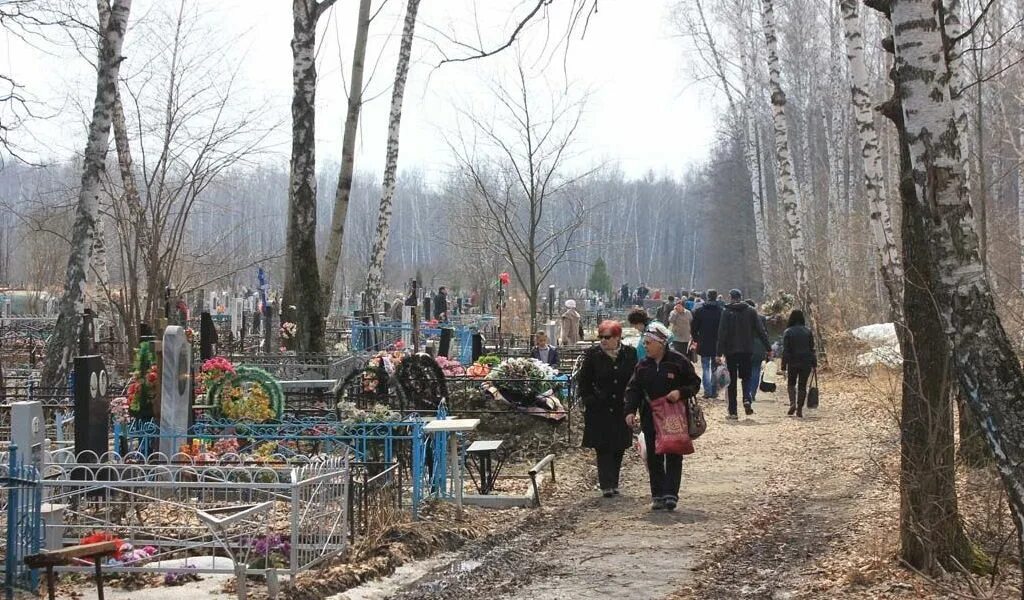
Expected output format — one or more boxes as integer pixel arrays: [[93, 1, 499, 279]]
[[370, 372, 895, 600]]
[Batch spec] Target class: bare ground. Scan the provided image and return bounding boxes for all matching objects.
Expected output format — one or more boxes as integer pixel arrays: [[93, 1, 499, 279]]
[[341, 369, 1021, 600]]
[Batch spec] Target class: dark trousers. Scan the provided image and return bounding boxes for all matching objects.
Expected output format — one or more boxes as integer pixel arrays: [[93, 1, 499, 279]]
[[787, 365, 812, 407], [643, 420, 682, 500], [595, 446, 626, 490], [726, 352, 753, 415]]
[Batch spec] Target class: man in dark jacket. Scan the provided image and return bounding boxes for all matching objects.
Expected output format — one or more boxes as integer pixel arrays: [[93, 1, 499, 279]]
[[717, 289, 772, 418], [624, 323, 701, 511], [433, 287, 449, 322], [691, 289, 725, 398]]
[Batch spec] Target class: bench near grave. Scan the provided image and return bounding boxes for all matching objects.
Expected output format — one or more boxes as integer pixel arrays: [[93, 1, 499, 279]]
[[25, 540, 119, 600]]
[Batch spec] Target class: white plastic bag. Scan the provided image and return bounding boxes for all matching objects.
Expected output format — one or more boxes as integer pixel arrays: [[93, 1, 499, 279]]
[[635, 431, 647, 462]]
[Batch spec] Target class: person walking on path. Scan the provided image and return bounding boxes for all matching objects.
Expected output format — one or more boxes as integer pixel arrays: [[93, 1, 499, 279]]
[[745, 299, 771, 404], [560, 299, 582, 346], [577, 320, 638, 497], [781, 309, 816, 417], [655, 295, 675, 324], [624, 323, 701, 511], [717, 289, 772, 419], [627, 307, 653, 360], [691, 289, 724, 398], [530, 331, 560, 369], [668, 301, 693, 358]]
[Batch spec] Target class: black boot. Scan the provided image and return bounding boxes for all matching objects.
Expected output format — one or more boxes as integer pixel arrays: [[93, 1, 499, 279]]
[[787, 387, 797, 416], [797, 389, 806, 418]]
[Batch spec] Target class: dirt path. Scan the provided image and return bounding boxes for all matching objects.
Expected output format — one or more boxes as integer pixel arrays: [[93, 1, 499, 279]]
[[352, 373, 894, 600]]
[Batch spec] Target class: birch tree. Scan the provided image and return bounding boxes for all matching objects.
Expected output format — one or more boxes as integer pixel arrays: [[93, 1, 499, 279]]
[[321, 0, 371, 309], [760, 0, 811, 307], [41, 0, 131, 390], [284, 0, 335, 352], [363, 0, 420, 313], [870, 0, 1024, 579], [839, 0, 902, 319]]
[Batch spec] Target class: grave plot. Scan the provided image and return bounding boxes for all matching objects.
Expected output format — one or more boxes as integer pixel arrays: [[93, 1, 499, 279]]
[[37, 453, 350, 581]]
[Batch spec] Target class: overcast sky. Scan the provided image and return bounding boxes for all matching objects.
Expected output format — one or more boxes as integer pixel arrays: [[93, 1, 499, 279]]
[[1, 0, 719, 182]]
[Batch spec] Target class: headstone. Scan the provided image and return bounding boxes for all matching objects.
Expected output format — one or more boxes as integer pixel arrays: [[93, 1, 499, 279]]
[[471, 332, 484, 361], [230, 298, 242, 338], [11, 401, 45, 475], [73, 355, 108, 460], [160, 326, 190, 453], [401, 306, 413, 349], [439, 327, 453, 358]]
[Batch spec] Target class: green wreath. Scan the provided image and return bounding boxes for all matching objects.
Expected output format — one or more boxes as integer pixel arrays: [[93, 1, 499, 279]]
[[206, 365, 284, 422]]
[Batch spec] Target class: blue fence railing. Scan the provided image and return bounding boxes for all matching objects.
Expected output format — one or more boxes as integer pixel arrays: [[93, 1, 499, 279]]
[[116, 416, 432, 517], [351, 323, 473, 364], [2, 445, 41, 599]]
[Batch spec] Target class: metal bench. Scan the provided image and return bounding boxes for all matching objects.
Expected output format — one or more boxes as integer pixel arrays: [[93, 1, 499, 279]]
[[466, 439, 506, 495]]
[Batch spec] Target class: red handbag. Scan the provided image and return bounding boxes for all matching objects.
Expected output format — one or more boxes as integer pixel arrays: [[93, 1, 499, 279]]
[[648, 395, 695, 455]]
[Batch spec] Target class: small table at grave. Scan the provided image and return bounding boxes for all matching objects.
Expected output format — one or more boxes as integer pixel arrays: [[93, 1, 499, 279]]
[[466, 440, 505, 495], [422, 418, 480, 514]]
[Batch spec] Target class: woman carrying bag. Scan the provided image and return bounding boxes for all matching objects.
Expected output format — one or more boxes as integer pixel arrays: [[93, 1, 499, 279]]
[[780, 309, 816, 418], [624, 323, 701, 511], [577, 320, 638, 498]]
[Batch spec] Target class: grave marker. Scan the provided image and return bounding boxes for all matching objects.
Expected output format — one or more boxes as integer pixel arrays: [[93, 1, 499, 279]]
[[160, 326, 190, 452], [73, 355, 108, 459], [11, 400, 45, 475]]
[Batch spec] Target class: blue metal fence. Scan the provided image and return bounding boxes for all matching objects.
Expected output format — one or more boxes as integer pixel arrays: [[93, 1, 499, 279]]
[[350, 323, 473, 364], [2, 445, 41, 600], [117, 416, 432, 518]]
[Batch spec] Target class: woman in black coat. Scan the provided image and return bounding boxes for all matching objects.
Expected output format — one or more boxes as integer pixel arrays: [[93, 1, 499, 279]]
[[781, 309, 816, 418], [576, 320, 638, 497]]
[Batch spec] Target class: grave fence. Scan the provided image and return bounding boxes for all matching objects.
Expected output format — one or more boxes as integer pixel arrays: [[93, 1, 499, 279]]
[[31, 452, 350, 580]]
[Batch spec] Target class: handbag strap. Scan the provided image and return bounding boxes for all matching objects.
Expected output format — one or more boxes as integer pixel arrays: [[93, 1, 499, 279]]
[[811, 367, 819, 387]]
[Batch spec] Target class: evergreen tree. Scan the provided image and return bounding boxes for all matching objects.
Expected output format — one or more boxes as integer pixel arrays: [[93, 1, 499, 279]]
[[587, 258, 613, 296]]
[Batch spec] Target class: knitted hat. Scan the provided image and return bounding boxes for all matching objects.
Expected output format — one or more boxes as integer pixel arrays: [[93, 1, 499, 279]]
[[565, 299, 576, 309]]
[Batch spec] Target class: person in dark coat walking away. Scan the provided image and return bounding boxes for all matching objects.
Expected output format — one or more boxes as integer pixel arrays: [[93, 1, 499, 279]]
[[744, 299, 771, 404], [781, 309, 816, 417], [691, 289, 724, 398], [529, 331, 560, 369], [717, 289, 772, 419], [578, 320, 638, 497], [433, 287, 449, 322], [624, 323, 701, 511]]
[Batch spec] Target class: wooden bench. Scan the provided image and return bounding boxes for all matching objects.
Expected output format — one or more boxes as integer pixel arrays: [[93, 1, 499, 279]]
[[25, 540, 119, 600]]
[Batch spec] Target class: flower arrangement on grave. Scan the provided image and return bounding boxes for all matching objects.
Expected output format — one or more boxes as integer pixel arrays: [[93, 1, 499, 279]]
[[280, 321, 297, 351], [486, 357, 558, 398], [248, 534, 291, 569], [361, 351, 404, 393], [336, 401, 401, 425], [110, 396, 130, 426], [476, 354, 501, 367], [126, 342, 158, 419], [434, 355, 465, 377], [206, 364, 283, 423], [177, 440, 218, 462], [80, 531, 156, 566], [184, 327, 196, 345], [466, 362, 491, 379]]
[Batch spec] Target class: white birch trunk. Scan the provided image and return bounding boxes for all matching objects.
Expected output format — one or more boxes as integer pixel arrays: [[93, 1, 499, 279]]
[[285, 0, 334, 352], [41, 0, 132, 389], [321, 0, 371, 305], [890, 0, 1024, 572], [760, 0, 810, 304], [840, 0, 903, 319], [363, 0, 422, 313], [740, 15, 772, 295]]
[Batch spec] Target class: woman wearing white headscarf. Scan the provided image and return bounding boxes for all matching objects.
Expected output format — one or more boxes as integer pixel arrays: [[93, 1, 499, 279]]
[[560, 299, 582, 346]]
